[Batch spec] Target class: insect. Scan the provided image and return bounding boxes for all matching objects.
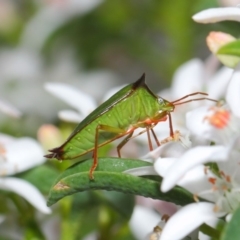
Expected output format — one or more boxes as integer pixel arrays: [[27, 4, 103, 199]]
[[45, 74, 217, 179]]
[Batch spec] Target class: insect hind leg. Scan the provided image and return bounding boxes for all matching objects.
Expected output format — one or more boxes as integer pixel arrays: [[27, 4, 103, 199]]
[[90, 124, 126, 180]]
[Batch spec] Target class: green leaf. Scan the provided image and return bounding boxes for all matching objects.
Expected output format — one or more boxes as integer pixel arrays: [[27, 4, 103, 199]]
[[93, 191, 135, 218], [217, 40, 240, 57], [216, 40, 240, 68], [220, 207, 240, 240], [47, 157, 193, 206]]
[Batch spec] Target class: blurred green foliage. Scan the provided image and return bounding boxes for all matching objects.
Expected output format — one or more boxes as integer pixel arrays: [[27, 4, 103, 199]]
[[2, 0, 239, 87]]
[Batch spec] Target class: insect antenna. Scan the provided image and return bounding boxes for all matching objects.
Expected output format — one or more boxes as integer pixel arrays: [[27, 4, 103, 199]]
[[171, 92, 218, 106], [173, 97, 218, 106], [171, 92, 208, 104]]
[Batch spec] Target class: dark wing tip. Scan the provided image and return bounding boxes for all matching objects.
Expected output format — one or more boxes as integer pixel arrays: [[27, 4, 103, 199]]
[[132, 73, 146, 89], [44, 147, 63, 160], [44, 153, 54, 158]]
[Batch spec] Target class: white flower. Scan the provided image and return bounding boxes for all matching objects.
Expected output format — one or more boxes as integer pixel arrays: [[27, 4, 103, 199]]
[[129, 199, 213, 240], [45, 82, 96, 122], [153, 136, 239, 239], [129, 205, 161, 240], [151, 64, 240, 239], [159, 202, 221, 240], [0, 48, 42, 82], [226, 63, 240, 118], [192, 7, 240, 23], [0, 99, 21, 118], [0, 134, 51, 214]]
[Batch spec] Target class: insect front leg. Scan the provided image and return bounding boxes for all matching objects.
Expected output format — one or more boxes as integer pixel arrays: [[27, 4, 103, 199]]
[[150, 127, 160, 147], [90, 124, 126, 180], [168, 113, 174, 137], [127, 123, 160, 149], [117, 131, 134, 157], [146, 126, 153, 151]]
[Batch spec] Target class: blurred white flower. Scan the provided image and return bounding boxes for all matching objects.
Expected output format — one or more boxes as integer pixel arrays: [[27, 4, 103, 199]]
[[0, 134, 51, 214], [0, 100, 51, 215], [0, 47, 42, 82], [219, 0, 240, 7], [21, 0, 104, 50], [129, 205, 160, 240], [129, 196, 179, 240], [45, 82, 96, 122], [192, 6, 240, 23], [0, 47, 46, 118], [0, 44, 118, 123], [0, 99, 21, 118]]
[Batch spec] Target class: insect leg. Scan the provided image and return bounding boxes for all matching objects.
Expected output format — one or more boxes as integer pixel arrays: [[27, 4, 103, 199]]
[[116, 125, 159, 157], [146, 126, 153, 151], [127, 123, 160, 147], [117, 131, 134, 157], [168, 113, 174, 137], [90, 124, 126, 180], [150, 128, 160, 147]]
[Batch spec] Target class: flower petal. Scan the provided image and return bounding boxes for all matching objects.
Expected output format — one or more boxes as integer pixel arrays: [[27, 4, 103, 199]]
[[177, 166, 215, 201], [226, 213, 232, 222], [129, 205, 160, 240], [186, 106, 213, 138], [226, 63, 240, 118], [142, 141, 188, 161], [102, 84, 126, 102], [0, 177, 51, 214], [0, 48, 41, 81], [155, 158, 214, 201], [160, 202, 223, 240], [0, 133, 15, 145], [207, 66, 233, 99], [58, 109, 83, 123], [45, 82, 96, 116], [161, 146, 228, 192], [0, 137, 45, 176], [0, 99, 22, 118], [154, 157, 177, 177], [171, 59, 204, 99], [193, 7, 240, 23]]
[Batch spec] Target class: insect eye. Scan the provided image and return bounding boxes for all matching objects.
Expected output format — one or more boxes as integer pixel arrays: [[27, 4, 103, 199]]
[[158, 97, 164, 104]]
